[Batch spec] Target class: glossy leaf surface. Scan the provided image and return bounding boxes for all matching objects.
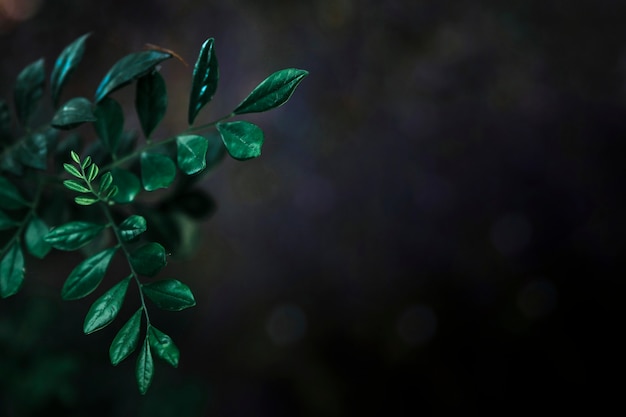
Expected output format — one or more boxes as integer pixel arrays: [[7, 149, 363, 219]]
[[0, 243, 24, 298], [233, 68, 308, 115], [61, 247, 117, 300], [176, 135, 208, 175], [148, 326, 179, 367], [51, 97, 96, 129], [93, 98, 123, 153], [44, 221, 105, 251], [130, 242, 167, 277], [140, 152, 176, 191], [0, 176, 29, 210], [188, 38, 218, 125], [119, 215, 147, 242], [136, 337, 154, 395], [0, 210, 18, 230], [95, 50, 171, 103], [83, 276, 130, 334], [110, 308, 142, 366], [14, 58, 45, 126], [217, 121, 264, 160], [136, 71, 167, 138], [110, 168, 141, 204], [51, 33, 90, 107], [24, 216, 52, 259], [142, 279, 196, 311]]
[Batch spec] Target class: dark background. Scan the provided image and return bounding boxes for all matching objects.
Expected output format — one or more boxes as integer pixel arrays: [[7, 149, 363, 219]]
[[1, 0, 624, 415]]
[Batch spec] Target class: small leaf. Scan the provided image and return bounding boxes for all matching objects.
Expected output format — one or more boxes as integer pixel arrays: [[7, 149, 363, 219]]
[[63, 163, 82, 178], [0, 176, 29, 210], [75, 196, 99, 206], [110, 308, 142, 366], [70, 150, 80, 163], [81, 155, 92, 169], [51, 33, 90, 107], [99, 171, 113, 193], [188, 38, 218, 125], [83, 276, 131, 334], [142, 279, 196, 311], [14, 58, 45, 126], [95, 50, 172, 103], [51, 97, 96, 129], [119, 215, 147, 242], [93, 98, 124, 153], [110, 168, 141, 204], [87, 163, 99, 182], [148, 326, 179, 367], [136, 336, 154, 395], [44, 221, 106, 251], [233, 68, 308, 115], [63, 179, 90, 193], [61, 247, 117, 300], [105, 185, 119, 199], [0, 243, 24, 298], [17, 133, 47, 170], [217, 121, 264, 160], [136, 71, 167, 138], [140, 152, 176, 191], [176, 135, 208, 175], [24, 216, 52, 259], [130, 242, 167, 277], [0, 99, 11, 142], [0, 210, 19, 230]]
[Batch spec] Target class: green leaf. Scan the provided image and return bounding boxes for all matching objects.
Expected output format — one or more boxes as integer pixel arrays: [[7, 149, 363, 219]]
[[140, 152, 176, 191], [44, 221, 105, 251], [142, 279, 196, 311], [110, 308, 142, 366], [176, 135, 208, 175], [61, 247, 117, 300], [0, 243, 24, 298], [136, 71, 167, 138], [24, 216, 52, 259], [70, 150, 80, 163], [51, 97, 96, 129], [14, 58, 45, 126], [119, 215, 147, 242], [83, 276, 131, 334], [63, 163, 82, 178], [95, 50, 172, 103], [110, 168, 141, 204], [233, 68, 308, 115], [129, 242, 167, 277], [63, 179, 90, 193], [217, 121, 264, 160], [0, 176, 29, 210], [0, 152, 23, 176], [75, 196, 99, 206], [136, 336, 154, 395], [17, 133, 47, 170], [188, 38, 218, 125], [87, 163, 99, 182], [51, 33, 90, 107], [0, 99, 11, 142], [0, 210, 19, 230], [99, 171, 113, 193], [148, 326, 179, 367], [93, 98, 123, 153]]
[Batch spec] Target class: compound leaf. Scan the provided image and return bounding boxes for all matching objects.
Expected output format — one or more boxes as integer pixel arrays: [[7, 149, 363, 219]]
[[61, 247, 117, 300], [129, 242, 167, 277], [140, 152, 176, 191], [233, 68, 308, 115], [110, 308, 142, 366], [119, 215, 147, 242], [217, 121, 264, 160], [176, 135, 208, 175], [51, 97, 96, 129], [0, 176, 29, 210], [136, 71, 167, 138], [95, 50, 172, 103], [188, 38, 218, 125], [14, 58, 45, 126], [148, 326, 179, 367], [24, 215, 52, 259], [44, 221, 105, 251], [83, 276, 130, 334], [93, 98, 123, 153], [136, 336, 154, 395], [0, 243, 24, 298], [51, 33, 90, 107], [110, 168, 141, 204], [142, 279, 196, 311]]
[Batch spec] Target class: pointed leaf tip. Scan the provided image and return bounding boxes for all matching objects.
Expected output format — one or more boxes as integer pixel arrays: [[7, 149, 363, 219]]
[[233, 68, 308, 115], [188, 38, 218, 125]]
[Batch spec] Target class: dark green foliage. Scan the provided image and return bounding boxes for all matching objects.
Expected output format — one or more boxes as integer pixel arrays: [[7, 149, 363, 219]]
[[0, 34, 307, 394]]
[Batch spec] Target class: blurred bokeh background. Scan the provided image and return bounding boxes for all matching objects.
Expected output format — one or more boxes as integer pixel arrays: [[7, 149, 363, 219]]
[[1, 0, 625, 415]]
